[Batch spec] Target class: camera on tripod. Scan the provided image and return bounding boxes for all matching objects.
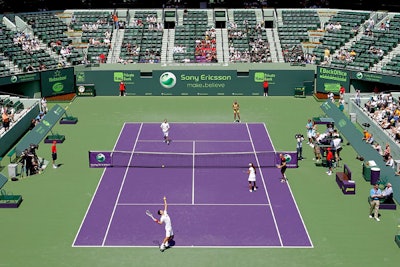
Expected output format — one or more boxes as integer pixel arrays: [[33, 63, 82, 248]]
[[28, 143, 39, 156], [295, 134, 304, 141]]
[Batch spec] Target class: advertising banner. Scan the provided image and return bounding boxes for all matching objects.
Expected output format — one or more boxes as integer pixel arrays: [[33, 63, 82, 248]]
[[40, 67, 75, 97], [316, 66, 350, 93], [75, 69, 314, 96], [76, 84, 96, 96], [0, 72, 40, 86], [89, 151, 113, 167]]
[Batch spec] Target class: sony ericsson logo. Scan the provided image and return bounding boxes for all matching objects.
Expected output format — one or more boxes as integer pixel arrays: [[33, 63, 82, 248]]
[[356, 72, 363, 79], [96, 153, 106, 163], [284, 153, 292, 163], [160, 72, 177, 89], [10, 75, 18, 83]]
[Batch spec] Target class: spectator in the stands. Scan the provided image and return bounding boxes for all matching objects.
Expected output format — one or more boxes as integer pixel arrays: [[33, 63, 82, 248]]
[[372, 142, 383, 155], [385, 155, 394, 168], [8, 106, 15, 122], [29, 119, 37, 130], [362, 129, 372, 142], [366, 133, 374, 144], [383, 143, 391, 160], [355, 89, 361, 107], [112, 13, 119, 29], [99, 53, 106, 63], [2, 111, 10, 131]]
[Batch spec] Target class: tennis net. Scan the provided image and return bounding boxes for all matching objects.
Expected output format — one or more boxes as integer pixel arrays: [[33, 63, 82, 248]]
[[88, 150, 277, 168]]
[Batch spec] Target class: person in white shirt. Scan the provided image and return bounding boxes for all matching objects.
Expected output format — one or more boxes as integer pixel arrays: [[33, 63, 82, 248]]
[[247, 163, 257, 192], [382, 183, 393, 198], [156, 196, 174, 252], [160, 119, 170, 145], [385, 155, 394, 168], [372, 142, 383, 155]]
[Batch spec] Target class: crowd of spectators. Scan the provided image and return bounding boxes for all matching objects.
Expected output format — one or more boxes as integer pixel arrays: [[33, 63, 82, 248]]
[[362, 92, 400, 144], [194, 28, 217, 63], [228, 20, 272, 63], [13, 32, 41, 54]]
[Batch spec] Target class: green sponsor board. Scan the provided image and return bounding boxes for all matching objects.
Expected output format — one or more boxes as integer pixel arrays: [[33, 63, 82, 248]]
[[250, 70, 314, 96], [76, 84, 96, 96], [155, 70, 240, 96], [350, 70, 400, 85], [75, 69, 314, 96], [75, 70, 140, 95], [0, 73, 40, 86], [40, 67, 75, 97], [316, 66, 350, 93]]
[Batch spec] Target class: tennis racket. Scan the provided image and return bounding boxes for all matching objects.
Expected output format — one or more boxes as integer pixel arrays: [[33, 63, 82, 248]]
[[146, 210, 157, 221]]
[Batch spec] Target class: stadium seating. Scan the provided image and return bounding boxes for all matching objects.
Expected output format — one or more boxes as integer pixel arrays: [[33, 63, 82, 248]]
[[174, 10, 210, 63], [1, 8, 400, 68]]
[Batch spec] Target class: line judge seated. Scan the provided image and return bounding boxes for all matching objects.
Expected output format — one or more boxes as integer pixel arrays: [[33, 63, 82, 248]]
[[382, 183, 394, 204]]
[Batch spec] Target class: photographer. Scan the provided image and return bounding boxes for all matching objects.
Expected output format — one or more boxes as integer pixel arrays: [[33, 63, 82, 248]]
[[19, 144, 41, 176], [295, 134, 304, 160]]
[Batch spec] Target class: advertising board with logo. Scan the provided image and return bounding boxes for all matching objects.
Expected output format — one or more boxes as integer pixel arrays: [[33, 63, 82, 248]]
[[74, 69, 314, 96], [76, 84, 96, 96], [40, 67, 75, 97]]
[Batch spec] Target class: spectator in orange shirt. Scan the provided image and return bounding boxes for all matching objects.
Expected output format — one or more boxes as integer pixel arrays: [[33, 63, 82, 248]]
[[112, 13, 119, 29], [362, 130, 372, 142]]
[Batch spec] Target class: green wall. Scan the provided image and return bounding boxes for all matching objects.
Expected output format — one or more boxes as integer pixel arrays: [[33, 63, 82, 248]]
[[75, 68, 315, 96]]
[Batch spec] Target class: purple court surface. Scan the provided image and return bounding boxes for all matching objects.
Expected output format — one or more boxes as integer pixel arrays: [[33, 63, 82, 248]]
[[73, 123, 313, 248]]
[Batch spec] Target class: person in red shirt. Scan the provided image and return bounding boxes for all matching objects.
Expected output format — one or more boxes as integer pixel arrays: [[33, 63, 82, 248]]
[[339, 85, 345, 98], [51, 141, 58, 168], [99, 53, 106, 63], [326, 148, 334, 175], [119, 81, 126, 96], [263, 79, 269, 97]]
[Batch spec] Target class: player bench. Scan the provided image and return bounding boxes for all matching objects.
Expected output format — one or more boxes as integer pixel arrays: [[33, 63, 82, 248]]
[[335, 164, 355, 195], [0, 173, 23, 208], [367, 193, 397, 210]]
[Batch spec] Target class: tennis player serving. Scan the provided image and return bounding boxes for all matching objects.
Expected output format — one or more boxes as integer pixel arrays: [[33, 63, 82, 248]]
[[155, 196, 174, 252]]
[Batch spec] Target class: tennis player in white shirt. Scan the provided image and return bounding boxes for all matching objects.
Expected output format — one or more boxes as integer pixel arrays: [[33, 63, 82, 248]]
[[156, 196, 174, 252], [160, 119, 170, 145], [248, 163, 257, 192]]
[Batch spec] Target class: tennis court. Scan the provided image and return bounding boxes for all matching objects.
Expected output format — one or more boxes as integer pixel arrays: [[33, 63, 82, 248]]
[[73, 122, 312, 248]]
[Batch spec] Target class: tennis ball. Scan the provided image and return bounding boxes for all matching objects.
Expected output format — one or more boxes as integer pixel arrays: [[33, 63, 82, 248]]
[[162, 165, 165, 168]]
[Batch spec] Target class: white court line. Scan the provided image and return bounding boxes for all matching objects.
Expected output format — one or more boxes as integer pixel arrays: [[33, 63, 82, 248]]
[[117, 203, 270, 206], [74, 245, 312, 249], [262, 123, 314, 248], [101, 123, 143, 247], [246, 123, 284, 247], [192, 141, 195, 205], [71, 122, 129, 247], [138, 139, 252, 143]]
